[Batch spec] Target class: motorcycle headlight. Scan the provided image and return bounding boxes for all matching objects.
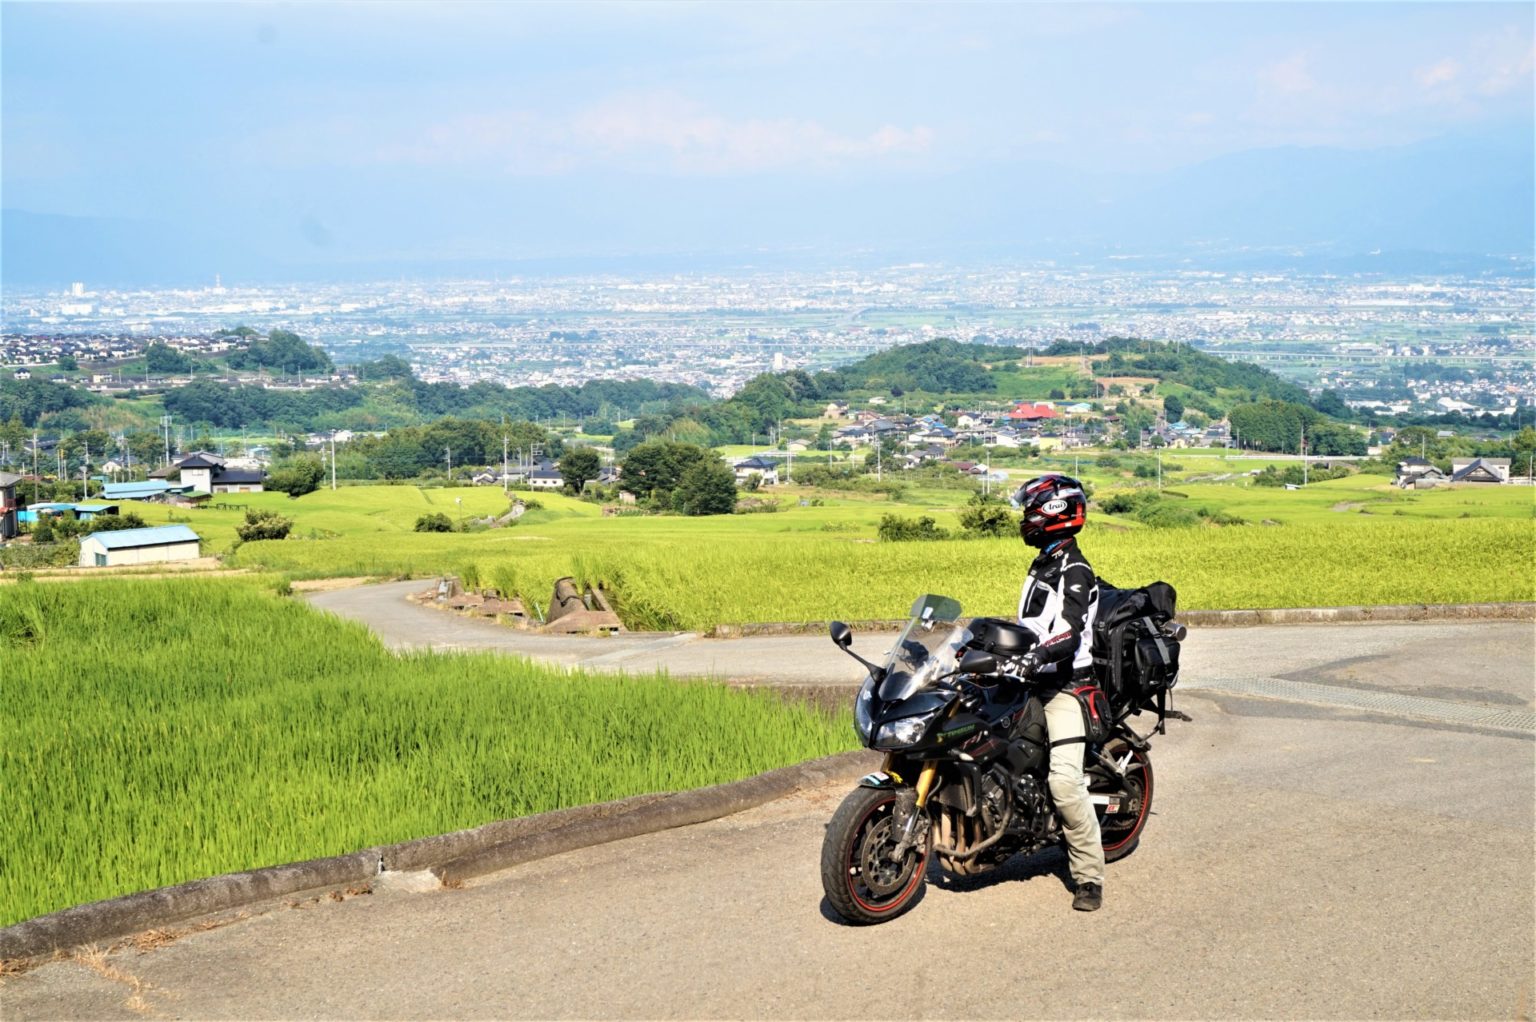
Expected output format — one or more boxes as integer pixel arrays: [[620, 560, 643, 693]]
[[875, 712, 936, 750], [854, 679, 875, 741]]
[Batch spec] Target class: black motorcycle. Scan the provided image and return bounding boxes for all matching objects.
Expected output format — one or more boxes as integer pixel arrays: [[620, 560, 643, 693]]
[[820, 593, 1184, 925]]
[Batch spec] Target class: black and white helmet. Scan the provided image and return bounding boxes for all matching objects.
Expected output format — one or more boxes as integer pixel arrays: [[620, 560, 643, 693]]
[[1012, 473, 1087, 547]]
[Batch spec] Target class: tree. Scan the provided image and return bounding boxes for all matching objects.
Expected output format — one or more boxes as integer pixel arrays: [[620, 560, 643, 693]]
[[620, 440, 713, 503], [671, 459, 737, 516], [357, 354, 415, 381], [145, 342, 192, 375], [265, 456, 325, 497], [1312, 389, 1349, 418], [558, 447, 602, 494], [56, 355, 78, 372], [83, 512, 147, 533], [236, 509, 293, 541], [1162, 394, 1184, 422]]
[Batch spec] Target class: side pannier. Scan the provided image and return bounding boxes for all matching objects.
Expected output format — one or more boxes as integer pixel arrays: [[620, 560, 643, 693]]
[[1091, 579, 1182, 722]]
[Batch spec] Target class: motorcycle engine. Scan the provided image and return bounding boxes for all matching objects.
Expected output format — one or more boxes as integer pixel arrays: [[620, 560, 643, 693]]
[[1011, 774, 1051, 839]]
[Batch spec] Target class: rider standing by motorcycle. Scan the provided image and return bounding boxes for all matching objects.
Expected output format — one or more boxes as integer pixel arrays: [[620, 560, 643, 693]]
[[1012, 474, 1104, 912]]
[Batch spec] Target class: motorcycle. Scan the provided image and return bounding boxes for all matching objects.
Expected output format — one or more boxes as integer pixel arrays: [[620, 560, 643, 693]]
[[819, 593, 1184, 925]]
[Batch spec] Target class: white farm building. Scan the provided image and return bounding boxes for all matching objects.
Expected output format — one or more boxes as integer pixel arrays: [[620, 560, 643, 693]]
[[79, 525, 201, 568]]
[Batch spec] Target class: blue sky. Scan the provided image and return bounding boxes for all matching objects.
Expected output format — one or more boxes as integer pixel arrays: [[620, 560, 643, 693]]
[[3, 2, 1532, 278]]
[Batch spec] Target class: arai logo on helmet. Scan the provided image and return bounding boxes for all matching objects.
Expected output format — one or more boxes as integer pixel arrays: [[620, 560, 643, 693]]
[[1041, 498, 1068, 515]]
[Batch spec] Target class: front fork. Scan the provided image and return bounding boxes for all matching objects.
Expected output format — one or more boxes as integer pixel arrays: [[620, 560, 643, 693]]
[[888, 757, 937, 861]]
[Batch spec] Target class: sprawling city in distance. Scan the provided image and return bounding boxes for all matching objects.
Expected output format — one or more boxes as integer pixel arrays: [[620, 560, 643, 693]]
[[3, 2, 1532, 1019]]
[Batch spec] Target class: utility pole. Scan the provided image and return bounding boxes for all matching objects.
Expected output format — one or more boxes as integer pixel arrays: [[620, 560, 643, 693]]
[[503, 435, 510, 495], [32, 431, 40, 503], [160, 414, 173, 467], [445, 446, 452, 481], [330, 432, 337, 491], [1157, 451, 1163, 491], [1301, 427, 1308, 486]]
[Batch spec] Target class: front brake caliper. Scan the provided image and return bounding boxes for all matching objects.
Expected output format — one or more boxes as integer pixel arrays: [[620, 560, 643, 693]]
[[888, 789, 925, 861]]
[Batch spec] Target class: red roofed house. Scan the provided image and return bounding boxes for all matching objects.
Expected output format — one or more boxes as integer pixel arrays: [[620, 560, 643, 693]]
[[1008, 402, 1059, 421]]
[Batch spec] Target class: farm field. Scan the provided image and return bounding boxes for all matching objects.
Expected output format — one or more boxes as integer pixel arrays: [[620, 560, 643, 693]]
[[0, 577, 854, 926], [70, 471, 1534, 631]]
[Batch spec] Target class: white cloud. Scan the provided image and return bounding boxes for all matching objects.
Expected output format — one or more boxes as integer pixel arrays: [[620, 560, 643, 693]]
[[567, 92, 933, 173], [1258, 53, 1316, 95], [364, 92, 934, 175], [1415, 58, 1460, 89]]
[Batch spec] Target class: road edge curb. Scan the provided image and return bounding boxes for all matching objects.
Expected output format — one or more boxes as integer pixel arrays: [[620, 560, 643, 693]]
[[0, 750, 878, 963], [431, 748, 878, 886]]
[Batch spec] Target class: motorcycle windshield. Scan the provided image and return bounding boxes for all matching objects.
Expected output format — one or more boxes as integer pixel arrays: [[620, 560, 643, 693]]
[[877, 594, 969, 702]]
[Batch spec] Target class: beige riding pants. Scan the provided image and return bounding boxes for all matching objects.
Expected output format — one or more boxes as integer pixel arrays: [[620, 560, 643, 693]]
[[1044, 688, 1105, 887]]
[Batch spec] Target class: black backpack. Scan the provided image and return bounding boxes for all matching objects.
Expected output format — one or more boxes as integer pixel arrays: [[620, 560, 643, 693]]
[[1091, 579, 1181, 724]]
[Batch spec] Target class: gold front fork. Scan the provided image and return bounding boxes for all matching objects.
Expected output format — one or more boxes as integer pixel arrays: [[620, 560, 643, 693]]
[[913, 760, 939, 808]]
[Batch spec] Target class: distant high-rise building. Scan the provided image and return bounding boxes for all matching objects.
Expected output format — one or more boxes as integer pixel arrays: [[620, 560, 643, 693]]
[[70, 282, 85, 297], [212, 273, 224, 292]]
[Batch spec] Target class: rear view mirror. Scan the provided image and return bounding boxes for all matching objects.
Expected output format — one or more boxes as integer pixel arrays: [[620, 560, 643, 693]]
[[829, 621, 853, 649], [958, 649, 999, 676]]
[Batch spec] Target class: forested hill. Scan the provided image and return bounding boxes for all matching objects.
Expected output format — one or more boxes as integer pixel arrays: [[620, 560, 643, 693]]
[[646, 336, 1322, 447], [0, 334, 1327, 439]]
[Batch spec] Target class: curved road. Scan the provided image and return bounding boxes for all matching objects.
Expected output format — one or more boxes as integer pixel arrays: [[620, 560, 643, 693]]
[[5, 584, 1533, 1019]]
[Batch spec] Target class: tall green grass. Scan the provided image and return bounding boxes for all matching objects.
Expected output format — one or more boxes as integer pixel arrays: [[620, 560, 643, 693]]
[[0, 578, 854, 926]]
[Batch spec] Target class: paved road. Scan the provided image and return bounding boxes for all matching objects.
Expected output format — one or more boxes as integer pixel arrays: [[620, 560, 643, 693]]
[[5, 585, 1533, 1019]]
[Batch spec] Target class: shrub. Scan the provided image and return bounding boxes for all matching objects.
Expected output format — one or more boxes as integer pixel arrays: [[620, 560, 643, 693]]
[[415, 512, 455, 533], [957, 493, 1014, 537], [877, 514, 949, 542], [236, 509, 294, 542]]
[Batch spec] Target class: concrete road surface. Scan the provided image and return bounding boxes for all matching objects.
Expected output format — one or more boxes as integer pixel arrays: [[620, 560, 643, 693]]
[[4, 585, 1532, 1019]]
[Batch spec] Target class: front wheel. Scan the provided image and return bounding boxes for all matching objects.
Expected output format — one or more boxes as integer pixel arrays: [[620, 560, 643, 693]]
[[820, 786, 931, 925], [1092, 741, 1154, 863]]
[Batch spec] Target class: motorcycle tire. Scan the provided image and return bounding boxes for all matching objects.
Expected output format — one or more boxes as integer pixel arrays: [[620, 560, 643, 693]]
[[1093, 740, 1154, 863], [820, 785, 931, 925]]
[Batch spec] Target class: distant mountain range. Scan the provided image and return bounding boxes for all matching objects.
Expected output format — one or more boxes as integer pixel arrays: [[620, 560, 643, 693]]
[[4, 125, 1531, 287]]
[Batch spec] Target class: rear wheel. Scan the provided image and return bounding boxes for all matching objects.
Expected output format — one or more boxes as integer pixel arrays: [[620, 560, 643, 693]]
[[1092, 741, 1153, 862], [820, 786, 931, 925]]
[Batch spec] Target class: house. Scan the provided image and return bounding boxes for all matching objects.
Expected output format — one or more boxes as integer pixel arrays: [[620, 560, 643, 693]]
[[1396, 457, 1448, 488], [168, 452, 265, 494], [72, 503, 120, 521], [78, 525, 200, 568], [1394, 457, 1437, 487], [1449, 458, 1511, 485], [1008, 402, 1059, 422], [471, 471, 499, 485], [528, 462, 564, 490], [785, 440, 811, 453], [0, 471, 19, 540], [733, 456, 779, 486]]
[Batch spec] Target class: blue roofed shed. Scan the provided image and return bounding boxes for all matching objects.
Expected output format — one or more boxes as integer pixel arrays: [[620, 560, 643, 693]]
[[79, 525, 201, 568]]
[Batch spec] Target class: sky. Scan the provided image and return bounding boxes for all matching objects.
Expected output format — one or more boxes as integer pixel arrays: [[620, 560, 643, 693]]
[[3, 1, 1533, 281]]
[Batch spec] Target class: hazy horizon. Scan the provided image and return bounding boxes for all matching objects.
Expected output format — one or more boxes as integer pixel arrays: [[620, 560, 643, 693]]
[[4, 2, 1533, 286]]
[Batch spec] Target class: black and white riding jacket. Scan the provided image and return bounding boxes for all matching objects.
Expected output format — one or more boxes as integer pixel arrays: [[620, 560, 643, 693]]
[[1016, 537, 1099, 686]]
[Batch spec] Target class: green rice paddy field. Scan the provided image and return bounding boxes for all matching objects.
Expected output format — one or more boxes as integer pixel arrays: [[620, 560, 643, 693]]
[[86, 468, 1531, 630], [0, 577, 854, 926]]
